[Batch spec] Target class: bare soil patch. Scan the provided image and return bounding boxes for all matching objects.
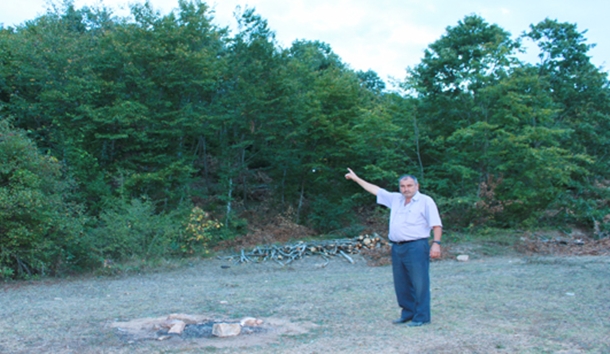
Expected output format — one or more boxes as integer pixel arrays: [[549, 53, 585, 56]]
[[517, 229, 610, 256], [217, 210, 317, 251]]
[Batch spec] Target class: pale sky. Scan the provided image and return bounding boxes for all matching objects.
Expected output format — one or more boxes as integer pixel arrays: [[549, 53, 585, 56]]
[[1, 0, 608, 85]]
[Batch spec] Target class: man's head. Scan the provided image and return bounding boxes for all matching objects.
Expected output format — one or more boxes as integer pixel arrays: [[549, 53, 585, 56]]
[[398, 174, 419, 200]]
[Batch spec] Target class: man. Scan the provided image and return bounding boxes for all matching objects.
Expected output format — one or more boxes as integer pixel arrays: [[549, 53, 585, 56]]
[[344, 168, 442, 327]]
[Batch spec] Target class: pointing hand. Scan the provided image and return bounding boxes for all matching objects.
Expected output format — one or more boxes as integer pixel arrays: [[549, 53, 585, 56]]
[[345, 168, 357, 180]]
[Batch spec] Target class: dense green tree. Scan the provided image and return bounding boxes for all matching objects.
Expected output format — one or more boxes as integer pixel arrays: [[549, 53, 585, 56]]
[[274, 41, 409, 230], [526, 19, 610, 171], [78, 0, 226, 208], [0, 119, 88, 278], [0, 1, 228, 211], [405, 16, 517, 205], [405, 15, 590, 226], [525, 19, 610, 228], [0, 3, 114, 211], [206, 7, 280, 224], [357, 69, 386, 93]]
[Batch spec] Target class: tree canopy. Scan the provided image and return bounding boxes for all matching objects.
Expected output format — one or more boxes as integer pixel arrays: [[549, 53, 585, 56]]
[[1, 2, 608, 278]]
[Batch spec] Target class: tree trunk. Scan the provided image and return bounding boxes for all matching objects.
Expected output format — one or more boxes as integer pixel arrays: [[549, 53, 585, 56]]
[[225, 177, 233, 227], [413, 115, 424, 182], [296, 179, 305, 224]]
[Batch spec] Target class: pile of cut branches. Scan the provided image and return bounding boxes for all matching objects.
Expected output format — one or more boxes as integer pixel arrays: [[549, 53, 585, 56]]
[[224, 234, 388, 266]]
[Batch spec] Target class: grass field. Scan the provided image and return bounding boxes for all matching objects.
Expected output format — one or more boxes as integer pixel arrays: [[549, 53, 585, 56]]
[[1, 250, 609, 353]]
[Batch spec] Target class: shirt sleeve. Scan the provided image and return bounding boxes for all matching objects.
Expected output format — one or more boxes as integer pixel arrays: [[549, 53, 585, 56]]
[[376, 188, 392, 208], [425, 197, 443, 228]]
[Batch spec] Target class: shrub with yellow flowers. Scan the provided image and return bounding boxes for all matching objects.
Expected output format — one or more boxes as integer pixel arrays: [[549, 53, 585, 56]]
[[182, 207, 223, 254]]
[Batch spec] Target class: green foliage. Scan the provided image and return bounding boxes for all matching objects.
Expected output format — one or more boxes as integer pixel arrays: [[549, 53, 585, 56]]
[[404, 15, 606, 227], [307, 197, 355, 233], [0, 3, 609, 279], [90, 197, 184, 261], [0, 119, 89, 279], [526, 21, 610, 162], [544, 181, 610, 237]]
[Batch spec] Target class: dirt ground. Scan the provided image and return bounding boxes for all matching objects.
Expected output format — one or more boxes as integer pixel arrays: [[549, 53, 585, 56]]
[[1, 238, 609, 354]]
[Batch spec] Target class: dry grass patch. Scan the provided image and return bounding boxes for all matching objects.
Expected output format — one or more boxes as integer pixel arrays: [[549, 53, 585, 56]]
[[1, 251, 609, 353]]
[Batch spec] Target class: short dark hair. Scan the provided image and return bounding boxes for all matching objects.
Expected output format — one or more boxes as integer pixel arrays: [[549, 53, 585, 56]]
[[398, 174, 418, 185]]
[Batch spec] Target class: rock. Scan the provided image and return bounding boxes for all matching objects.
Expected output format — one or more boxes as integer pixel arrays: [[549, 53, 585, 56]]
[[569, 228, 587, 238], [167, 313, 199, 324], [168, 321, 186, 334], [457, 255, 469, 262], [159, 319, 183, 329], [240, 317, 263, 326], [212, 323, 242, 337]]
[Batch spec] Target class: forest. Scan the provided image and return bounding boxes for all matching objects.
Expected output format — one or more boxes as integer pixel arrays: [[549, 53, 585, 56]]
[[1, 0, 608, 279]]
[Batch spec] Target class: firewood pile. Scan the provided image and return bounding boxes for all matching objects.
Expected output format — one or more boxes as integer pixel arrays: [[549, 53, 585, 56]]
[[226, 234, 388, 266]]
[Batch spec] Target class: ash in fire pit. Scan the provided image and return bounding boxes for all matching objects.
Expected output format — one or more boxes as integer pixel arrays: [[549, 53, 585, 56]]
[[165, 321, 268, 339]]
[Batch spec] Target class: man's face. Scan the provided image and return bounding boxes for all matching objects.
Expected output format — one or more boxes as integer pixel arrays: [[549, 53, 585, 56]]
[[399, 177, 419, 199]]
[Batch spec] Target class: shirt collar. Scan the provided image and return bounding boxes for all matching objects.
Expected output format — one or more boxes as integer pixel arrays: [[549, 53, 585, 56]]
[[413, 191, 421, 200], [401, 191, 421, 204]]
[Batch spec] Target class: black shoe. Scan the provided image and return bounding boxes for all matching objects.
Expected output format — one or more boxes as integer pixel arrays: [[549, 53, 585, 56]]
[[406, 321, 429, 327], [392, 317, 412, 324]]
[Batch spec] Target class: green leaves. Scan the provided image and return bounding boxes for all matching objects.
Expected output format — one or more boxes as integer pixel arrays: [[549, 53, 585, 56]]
[[409, 15, 518, 96], [526, 19, 610, 177], [1, 3, 609, 276], [90, 197, 184, 261], [0, 120, 88, 278], [404, 15, 608, 227]]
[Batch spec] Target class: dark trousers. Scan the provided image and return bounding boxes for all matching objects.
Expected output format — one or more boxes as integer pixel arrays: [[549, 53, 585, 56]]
[[391, 238, 431, 323]]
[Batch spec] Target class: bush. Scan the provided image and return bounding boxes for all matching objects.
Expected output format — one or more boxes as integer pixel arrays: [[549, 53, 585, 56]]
[[307, 197, 355, 233], [544, 183, 610, 238], [179, 206, 223, 254], [0, 119, 89, 279], [89, 197, 185, 262]]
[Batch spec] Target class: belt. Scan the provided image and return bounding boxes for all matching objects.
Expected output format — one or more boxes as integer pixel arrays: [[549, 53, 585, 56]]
[[391, 238, 426, 245]]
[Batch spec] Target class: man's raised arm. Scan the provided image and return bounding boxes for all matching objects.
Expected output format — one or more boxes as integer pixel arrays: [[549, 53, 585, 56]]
[[344, 168, 380, 196]]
